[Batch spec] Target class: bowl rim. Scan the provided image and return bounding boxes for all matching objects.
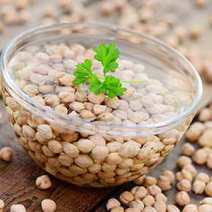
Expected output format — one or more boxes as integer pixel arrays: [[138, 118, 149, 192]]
[[1, 22, 203, 134]]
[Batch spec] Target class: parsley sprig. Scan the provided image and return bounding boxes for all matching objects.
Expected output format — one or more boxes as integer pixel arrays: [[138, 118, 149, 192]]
[[73, 43, 125, 98], [95, 43, 119, 74]]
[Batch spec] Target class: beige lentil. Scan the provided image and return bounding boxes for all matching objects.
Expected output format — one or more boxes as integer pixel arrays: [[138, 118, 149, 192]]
[[93, 104, 107, 115], [198, 204, 212, 212], [106, 198, 121, 210], [134, 186, 148, 200], [192, 148, 208, 165], [107, 142, 122, 153], [37, 124, 53, 140], [179, 169, 192, 182], [155, 193, 167, 203], [74, 155, 93, 168], [10, 204, 26, 212], [157, 175, 172, 191], [182, 204, 198, 212], [133, 175, 145, 185], [142, 195, 155, 206], [22, 125, 35, 138], [177, 179, 191, 192], [80, 110, 95, 119], [181, 143, 195, 156], [55, 104, 68, 114], [0, 199, 4, 209], [175, 191, 190, 206], [120, 191, 134, 204], [36, 175, 52, 190], [199, 130, 212, 148], [119, 141, 140, 158], [205, 182, 212, 197], [87, 93, 105, 104], [196, 173, 210, 183], [144, 176, 157, 186], [129, 200, 144, 210], [193, 180, 206, 194], [176, 156, 192, 168], [199, 108, 211, 122], [48, 140, 62, 154], [63, 143, 79, 158], [58, 154, 73, 167], [161, 170, 175, 184], [45, 95, 60, 107], [183, 164, 197, 177], [207, 153, 212, 168], [201, 197, 212, 205], [91, 146, 108, 162], [0, 147, 14, 162], [185, 122, 205, 142], [167, 204, 180, 212], [89, 135, 105, 146], [77, 139, 95, 153], [70, 102, 85, 112], [148, 185, 161, 196], [154, 200, 166, 212], [41, 199, 56, 212], [107, 153, 122, 165]]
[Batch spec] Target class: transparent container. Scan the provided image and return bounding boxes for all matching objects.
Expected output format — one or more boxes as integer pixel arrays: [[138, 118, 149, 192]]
[[0, 22, 202, 187]]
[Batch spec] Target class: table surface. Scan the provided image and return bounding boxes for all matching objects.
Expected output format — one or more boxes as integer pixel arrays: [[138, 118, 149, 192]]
[[0, 1, 212, 211]]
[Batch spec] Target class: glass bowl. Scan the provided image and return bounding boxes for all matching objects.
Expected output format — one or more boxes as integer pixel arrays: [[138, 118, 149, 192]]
[[0, 22, 203, 187]]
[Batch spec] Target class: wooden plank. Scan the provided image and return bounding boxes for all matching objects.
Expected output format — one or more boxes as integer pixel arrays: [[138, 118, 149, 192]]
[[0, 104, 116, 212]]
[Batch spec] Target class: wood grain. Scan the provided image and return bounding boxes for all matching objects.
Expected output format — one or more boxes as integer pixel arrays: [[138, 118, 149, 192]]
[[0, 104, 115, 212]]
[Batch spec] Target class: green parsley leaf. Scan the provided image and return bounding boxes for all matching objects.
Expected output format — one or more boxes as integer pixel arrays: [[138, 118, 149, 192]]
[[73, 59, 93, 85], [73, 43, 126, 98], [88, 74, 103, 94], [95, 43, 119, 74], [101, 76, 126, 98]]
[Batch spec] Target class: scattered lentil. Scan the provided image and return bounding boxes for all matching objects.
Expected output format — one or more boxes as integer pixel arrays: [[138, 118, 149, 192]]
[[36, 175, 52, 190], [0, 146, 14, 162], [41, 199, 56, 212], [10, 204, 26, 212], [175, 191, 190, 206]]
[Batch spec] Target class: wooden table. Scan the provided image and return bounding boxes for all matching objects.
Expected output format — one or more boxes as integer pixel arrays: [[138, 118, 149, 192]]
[[0, 1, 212, 211]]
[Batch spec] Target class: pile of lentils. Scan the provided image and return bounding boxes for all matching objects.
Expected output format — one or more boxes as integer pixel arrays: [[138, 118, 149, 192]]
[[2, 42, 189, 189], [105, 102, 212, 212], [8, 43, 180, 126]]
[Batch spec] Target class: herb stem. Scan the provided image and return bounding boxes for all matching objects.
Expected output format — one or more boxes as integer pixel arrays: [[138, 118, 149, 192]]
[[123, 80, 144, 84], [96, 77, 143, 84]]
